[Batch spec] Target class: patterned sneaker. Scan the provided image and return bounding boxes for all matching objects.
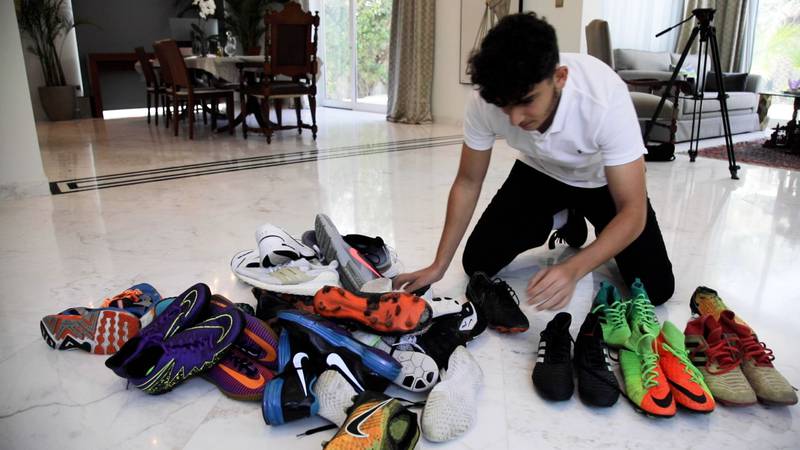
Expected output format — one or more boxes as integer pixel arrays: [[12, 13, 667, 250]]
[[313, 286, 431, 335], [302, 230, 402, 279], [719, 310, 797, 405], [324, 391, 420, 450], [209, 295, 279, 370], [40, 306, 140, 355], [256, 223, 318, 267], [262, 328, 320, 425], [315, 213, 381, 293], [574, 311, 619, 407], [99, 283, 162, 319], [231, 252, 340, 296], [684, 314, 756, 406], [532, 312, 574, 401], [619, 324, 676, 417], [690, 286, 753, 331], [590, 281, 630, 348], [109, 303, 244, 394], [421, 346, 483, 442], [105, 283, 211, 378], [203, 347, 274, 401], [466, 272, 529, 333], [656, 321, 715, 413], [626, 279, 661, 343]]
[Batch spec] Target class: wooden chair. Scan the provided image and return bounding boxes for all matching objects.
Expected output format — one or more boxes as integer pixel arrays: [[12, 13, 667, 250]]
[[134, 46, 166, 125], [243, 3, 320, 143], [153, 39, 235, 139]]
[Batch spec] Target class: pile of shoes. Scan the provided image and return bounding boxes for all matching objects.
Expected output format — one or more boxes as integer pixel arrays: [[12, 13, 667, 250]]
[[685, 287, 797, 406], [231, 214, 492, 445]]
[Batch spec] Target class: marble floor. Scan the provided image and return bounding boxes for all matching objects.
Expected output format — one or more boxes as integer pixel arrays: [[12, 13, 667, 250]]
[[1, 108, 798, 449]]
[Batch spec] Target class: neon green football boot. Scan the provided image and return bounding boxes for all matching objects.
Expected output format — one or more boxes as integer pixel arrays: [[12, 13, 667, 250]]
[[590, 281, 630, 348]]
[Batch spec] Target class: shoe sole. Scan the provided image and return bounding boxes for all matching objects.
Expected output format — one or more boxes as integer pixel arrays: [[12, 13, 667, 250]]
[[40, 309, 140, 355], [757, 396, 798, 406], [393, 350, 439, 392], [314, 286, 429, 334], [262, 377, 286, 425], [278, 310, 401, 380], [314, 214, 379, 293], [233, 267, 338, 296]]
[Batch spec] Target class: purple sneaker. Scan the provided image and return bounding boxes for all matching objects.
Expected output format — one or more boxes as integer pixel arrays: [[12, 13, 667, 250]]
[[119, 302, 244, 394], [209, 295, 279, 370], [106, 283, 210, 378]]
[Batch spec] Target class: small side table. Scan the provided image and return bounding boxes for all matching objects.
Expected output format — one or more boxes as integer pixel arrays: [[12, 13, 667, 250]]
[[759, 91, 800, 152]]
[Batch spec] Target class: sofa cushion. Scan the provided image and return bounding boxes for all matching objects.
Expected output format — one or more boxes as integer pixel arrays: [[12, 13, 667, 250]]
[[704, 72, 749, 92], [677, 91, 758, 118], [614, 49, 671, 71]]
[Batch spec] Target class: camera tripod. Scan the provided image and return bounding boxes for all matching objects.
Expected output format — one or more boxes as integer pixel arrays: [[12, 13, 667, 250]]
[[644, 8, 740, 179]]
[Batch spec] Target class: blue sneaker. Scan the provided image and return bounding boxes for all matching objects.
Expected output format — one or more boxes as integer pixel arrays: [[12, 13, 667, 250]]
[[261, 310, 401, 425]]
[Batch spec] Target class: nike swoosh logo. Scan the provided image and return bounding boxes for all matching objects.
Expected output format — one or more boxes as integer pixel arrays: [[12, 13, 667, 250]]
[[651, 390, 674, 408], [166, 289, 198, 339], [326, 353, 364, 391], [345, 398, 393, 438], [667, 379, 708, 404], [242, 328, 278, 363], [293, 352, 310, 396], [219, 363, 265, 390], [348, 248, 382, 277]]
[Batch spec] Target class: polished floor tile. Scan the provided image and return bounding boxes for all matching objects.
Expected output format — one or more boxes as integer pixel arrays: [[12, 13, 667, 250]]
[[0, 109, 797, 449]]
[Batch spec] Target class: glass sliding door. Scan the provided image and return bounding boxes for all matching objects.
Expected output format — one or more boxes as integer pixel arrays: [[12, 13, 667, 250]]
[[316, 0, 391, 112]]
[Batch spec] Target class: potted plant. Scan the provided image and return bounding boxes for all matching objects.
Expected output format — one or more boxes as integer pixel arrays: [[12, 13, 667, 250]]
[[225, 0, 290, 56], [171, 0, 219, 50], [15, 0, 83, 121]]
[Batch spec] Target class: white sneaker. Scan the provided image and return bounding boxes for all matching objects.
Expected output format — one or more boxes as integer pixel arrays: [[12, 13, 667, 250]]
[[313, 370, 359, 426], [421, 346, 483, 442], [231, 251, 339, 295], [352, 330, 440, 393], [256, 223, 318, 267]]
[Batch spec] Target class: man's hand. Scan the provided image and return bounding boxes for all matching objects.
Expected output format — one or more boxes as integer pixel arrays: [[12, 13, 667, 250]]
[[393, 265, 445, 292], [526, 262, 581, 310]]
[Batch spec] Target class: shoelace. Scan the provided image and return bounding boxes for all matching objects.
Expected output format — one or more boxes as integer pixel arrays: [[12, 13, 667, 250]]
[[101, 289, 144, 308], [661, 342, 705, 386], [738, 334, 775, 366], [591, 300, 628, 334], [636, 337, 661, 389], [491, 277, 520, 307], [705, 334, 742, 375], [629, 295, 659, 330]]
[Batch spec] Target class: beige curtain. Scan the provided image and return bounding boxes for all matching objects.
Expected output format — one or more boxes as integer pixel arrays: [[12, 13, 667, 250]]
[[674, 0, 756, 72], [386, 0, 436, 124]]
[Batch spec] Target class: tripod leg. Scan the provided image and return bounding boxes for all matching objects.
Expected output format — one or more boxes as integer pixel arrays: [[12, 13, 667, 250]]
[[708, 31, 739, 179], [645, 26, 701, 143], [689, 40, 710, 162]]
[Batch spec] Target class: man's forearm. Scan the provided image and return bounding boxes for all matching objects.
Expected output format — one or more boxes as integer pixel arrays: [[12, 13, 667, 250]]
[[431, 179, 483, 272], [564, 205, 646, 278]]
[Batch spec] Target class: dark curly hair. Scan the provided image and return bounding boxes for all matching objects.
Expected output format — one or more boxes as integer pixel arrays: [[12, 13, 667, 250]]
[[468, 13, 559, 107]]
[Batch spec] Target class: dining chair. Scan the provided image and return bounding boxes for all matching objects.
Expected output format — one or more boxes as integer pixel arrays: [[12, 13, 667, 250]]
[[134, 46, 167, 125], [153, 39, 235, 139], [242, 2, 320, 143]]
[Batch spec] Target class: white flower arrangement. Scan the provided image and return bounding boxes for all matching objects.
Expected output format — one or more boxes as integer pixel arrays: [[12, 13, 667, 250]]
[[193, 0, 216, 19]]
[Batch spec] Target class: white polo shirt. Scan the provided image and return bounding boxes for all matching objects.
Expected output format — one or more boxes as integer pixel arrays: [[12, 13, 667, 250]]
[[463, 53, 646, 188]]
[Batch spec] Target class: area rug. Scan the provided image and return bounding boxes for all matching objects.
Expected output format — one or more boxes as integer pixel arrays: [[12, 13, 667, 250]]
[[695, 139, 800, 171]]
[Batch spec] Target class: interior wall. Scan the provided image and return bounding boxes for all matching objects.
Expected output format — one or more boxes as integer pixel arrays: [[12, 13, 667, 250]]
[[1, 0, 50, 198], [432, 0, 597, 125], [72, 0, 178, 111]]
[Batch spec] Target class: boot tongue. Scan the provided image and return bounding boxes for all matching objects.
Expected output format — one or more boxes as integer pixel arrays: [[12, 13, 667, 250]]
[[637, 332, 655, 354], [660, 320, 685, 350], [704, 316, 724, 344], [718, 310, 752, 337]]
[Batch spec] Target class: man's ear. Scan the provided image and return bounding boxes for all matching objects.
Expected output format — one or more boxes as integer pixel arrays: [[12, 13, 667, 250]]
[[554, 66, 568, 89]]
